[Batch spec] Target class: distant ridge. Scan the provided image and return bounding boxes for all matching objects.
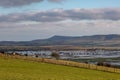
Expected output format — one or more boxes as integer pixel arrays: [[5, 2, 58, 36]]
[[0, 34, 120, 46]]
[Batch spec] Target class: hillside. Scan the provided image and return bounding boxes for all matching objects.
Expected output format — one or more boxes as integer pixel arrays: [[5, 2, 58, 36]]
[[0, 56, 120, 80], [0, 34, 120, 46]]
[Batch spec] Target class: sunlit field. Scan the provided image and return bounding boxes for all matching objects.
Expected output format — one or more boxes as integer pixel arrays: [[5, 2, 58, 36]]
[[0, 56, 120, 80]]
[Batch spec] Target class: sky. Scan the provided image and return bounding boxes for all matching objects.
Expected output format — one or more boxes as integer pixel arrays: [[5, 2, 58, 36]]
[[0, 0, 120, 41]]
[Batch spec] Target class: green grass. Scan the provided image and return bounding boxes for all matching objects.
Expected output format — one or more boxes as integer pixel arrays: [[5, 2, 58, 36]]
[[0, 57, 120, 80]]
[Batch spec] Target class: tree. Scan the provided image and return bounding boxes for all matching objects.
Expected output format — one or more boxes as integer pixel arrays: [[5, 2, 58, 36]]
[[51, 52, 60, 59], [24, 53, 28, 56]]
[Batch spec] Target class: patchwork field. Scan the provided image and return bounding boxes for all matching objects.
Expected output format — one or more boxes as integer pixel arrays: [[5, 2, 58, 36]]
[[0, 56, 120, 80]]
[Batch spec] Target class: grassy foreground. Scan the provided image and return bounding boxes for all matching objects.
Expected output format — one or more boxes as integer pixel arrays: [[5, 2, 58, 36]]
[[0, 57, 120, 80]]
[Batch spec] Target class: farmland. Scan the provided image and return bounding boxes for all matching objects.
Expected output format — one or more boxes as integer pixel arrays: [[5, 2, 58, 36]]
[[0, 55, 120, 80]]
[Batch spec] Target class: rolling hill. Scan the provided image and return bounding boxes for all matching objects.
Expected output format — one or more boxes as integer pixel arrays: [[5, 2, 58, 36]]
[[0, 34, 120, 46]]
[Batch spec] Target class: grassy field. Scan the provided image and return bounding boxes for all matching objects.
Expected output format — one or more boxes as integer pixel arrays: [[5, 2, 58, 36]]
[[0, 57, 120, 80]]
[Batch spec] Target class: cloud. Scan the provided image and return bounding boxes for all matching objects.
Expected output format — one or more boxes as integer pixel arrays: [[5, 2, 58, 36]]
[[48, 0, 65, 3], [0, 8, 120, 22], [0, 0, 44, 7], [65, 8, 120, 20], [0, 0, 65, 7], [0, 7, 119, 40]]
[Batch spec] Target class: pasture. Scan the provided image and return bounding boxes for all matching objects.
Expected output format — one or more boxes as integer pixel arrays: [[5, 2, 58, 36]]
[[0, 56, 120, 80]]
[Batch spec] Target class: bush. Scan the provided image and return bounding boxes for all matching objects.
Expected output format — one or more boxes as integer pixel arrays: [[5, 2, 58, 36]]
[[97, 62, 104, 66], [104, 63, 111, 67], [97, 62, 111, 67], [51, 52, 60, 59]]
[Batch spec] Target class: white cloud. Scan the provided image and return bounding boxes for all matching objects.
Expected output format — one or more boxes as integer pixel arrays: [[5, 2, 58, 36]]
[[0, 8, 120, 22], [0, 8, 120, 41]]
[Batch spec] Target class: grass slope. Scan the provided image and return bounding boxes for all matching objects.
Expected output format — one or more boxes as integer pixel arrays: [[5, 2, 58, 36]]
[[0, 57, 120, 80]]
